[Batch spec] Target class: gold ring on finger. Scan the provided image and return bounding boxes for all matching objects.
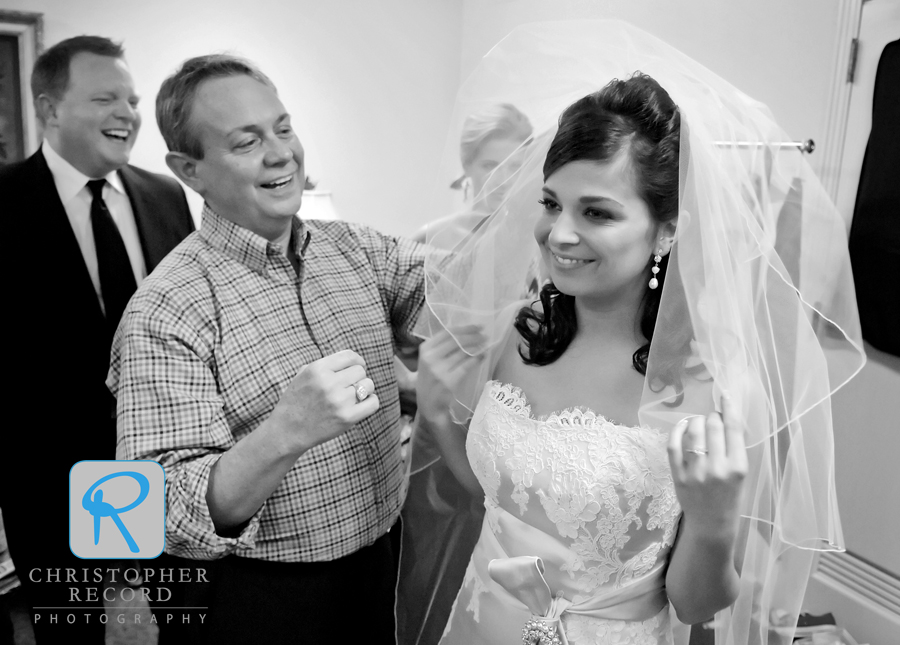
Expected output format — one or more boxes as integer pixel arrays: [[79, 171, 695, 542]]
[[355, 383, 369, 402], [685, 448, 708, 455]]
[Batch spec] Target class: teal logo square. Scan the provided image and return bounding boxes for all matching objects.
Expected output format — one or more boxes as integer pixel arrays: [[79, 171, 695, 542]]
[[70, 461, 165, 559]]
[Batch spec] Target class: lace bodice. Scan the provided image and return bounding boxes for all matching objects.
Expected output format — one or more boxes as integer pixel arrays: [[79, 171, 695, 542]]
[[466, 380, 681, 601]]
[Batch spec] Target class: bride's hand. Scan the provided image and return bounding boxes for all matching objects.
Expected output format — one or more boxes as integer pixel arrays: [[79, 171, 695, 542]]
[[416, 326, 486, 425], [668, 394, 748, 539]]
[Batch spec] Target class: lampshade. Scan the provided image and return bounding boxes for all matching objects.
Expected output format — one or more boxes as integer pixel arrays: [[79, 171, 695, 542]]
[[300, 190, 340, 220]]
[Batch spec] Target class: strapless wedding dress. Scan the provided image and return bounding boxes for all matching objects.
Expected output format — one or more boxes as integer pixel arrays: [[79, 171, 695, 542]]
[[438, 381, 682, 645]]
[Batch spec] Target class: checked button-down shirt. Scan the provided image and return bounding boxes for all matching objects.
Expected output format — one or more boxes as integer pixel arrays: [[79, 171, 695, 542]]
[[108, 205, 425, 562]]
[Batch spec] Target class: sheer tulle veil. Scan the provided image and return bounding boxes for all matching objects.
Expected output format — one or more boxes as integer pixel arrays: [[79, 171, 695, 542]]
[[408, 19, 864, 645]]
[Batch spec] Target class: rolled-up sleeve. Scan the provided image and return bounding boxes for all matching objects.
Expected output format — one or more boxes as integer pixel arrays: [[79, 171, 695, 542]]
[[357, 226, 425, 351], [108, 283, 264, 560]]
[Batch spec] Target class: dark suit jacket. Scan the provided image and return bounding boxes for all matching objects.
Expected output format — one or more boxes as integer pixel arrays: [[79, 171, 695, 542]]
[[0, 148, 195, 564], [849, 39, 900, 357]]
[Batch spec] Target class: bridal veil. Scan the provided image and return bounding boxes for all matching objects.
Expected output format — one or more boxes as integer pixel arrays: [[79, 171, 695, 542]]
[[408, 19, 864, 645]]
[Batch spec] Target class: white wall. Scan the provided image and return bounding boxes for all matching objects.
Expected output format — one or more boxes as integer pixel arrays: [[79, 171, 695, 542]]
[[459, 0, 847, 182], [830, 0, 900, 579], [6, 0, 463, 236], [832, 345, 900, 573], [11, 0, 848, 235]]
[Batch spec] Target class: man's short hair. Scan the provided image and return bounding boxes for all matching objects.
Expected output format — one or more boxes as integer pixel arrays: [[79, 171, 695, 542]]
[[156, 54, 277, 160], [31, 35, 124, 125]]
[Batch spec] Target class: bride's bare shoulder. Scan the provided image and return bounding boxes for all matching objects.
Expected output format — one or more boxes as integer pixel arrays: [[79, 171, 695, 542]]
[[491, 300, 535, 384]]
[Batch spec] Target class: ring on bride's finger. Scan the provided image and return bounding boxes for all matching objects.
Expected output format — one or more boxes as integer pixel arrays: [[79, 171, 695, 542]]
[[685, 448, 708, 455]]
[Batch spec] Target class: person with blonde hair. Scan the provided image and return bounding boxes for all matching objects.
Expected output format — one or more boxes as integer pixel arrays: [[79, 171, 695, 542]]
[[414, 103, 532, 245]]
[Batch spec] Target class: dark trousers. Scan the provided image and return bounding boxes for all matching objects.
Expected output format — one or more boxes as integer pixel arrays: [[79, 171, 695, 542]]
[[11, 552, 105, 643], [397, 461, 483, 645], [144, 553, 214, 645], [201, 527, 401, 645], [4, 546, 205, 645]]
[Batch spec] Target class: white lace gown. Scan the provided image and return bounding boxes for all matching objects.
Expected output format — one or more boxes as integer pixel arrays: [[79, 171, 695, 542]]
[[439, 381, 682, 645]]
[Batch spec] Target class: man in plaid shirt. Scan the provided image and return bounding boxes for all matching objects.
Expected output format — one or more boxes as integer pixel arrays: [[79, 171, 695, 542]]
[[107, 54, 425, 644]]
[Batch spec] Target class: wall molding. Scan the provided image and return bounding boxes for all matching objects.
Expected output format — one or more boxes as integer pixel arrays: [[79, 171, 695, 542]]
[[805, 550, 900, 645], [816, 0, 863, 200]]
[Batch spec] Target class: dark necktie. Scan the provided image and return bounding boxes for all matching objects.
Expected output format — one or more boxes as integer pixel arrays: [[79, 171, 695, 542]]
[[87, 179, 137, 336]]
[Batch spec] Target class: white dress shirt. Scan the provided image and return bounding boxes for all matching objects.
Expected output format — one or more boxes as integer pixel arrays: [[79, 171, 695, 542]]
[[42, 140, 147, 314]]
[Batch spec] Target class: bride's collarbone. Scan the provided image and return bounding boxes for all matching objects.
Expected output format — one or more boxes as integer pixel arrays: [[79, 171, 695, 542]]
[[495, 339, 644, 426]]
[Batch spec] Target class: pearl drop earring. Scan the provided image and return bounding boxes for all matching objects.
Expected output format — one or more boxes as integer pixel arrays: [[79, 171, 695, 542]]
[[649, 241, 663, 290]]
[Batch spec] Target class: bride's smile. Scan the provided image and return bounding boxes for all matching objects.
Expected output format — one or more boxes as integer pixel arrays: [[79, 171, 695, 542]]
[[535, 154, 671, 304]]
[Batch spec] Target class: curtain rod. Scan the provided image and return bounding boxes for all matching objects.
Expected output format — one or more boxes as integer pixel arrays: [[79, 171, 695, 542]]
[[714, 139, 815, 154]]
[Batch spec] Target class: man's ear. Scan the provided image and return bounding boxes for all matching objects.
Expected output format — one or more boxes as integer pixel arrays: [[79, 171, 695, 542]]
[[35, 94, 58, 128], [166, 151, 202, 193]]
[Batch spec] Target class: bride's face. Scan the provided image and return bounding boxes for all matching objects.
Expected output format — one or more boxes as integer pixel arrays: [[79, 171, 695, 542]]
[[535, 154, 663, 305]]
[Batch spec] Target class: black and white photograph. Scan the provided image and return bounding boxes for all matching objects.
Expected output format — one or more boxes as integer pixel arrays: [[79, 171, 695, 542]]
[[0, 1, 897, 644]]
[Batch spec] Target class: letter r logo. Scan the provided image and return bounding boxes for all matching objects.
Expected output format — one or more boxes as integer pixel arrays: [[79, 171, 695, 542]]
[[70, 461, 165, 559]]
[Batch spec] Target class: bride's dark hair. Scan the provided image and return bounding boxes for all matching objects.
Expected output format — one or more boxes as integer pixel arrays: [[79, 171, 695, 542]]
[[515, 73, 680, 376]]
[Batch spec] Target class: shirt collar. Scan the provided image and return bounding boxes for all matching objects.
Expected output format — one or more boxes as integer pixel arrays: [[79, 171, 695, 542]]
[[198, 203, 309, 275], [42, 139, 127, 203]]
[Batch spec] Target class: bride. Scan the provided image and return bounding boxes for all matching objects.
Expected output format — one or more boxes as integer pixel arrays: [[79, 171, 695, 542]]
[[405, 20, 863, 645]]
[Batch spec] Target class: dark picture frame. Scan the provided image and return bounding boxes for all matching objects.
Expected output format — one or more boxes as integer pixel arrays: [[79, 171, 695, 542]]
[[0, 10, 43, 167]]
